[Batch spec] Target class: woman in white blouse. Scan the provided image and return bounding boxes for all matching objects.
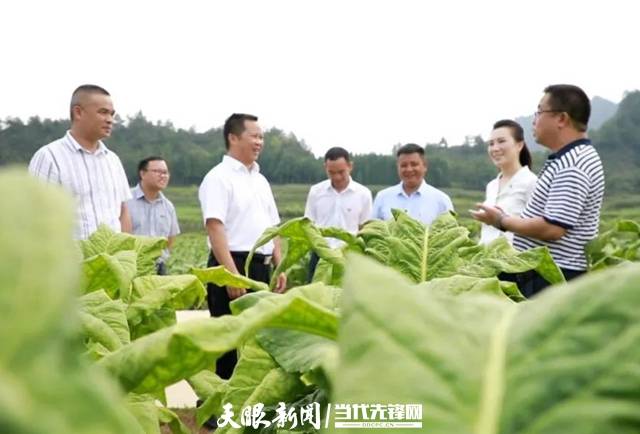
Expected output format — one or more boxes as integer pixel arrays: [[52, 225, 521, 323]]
[[479, 119, 538, 245]]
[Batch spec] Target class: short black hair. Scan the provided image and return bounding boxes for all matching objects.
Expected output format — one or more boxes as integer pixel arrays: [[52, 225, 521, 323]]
[[396, 143, 424, 158], [70, 84, 110, 121], [137, 156, 166, 180], [223, 113, 258, 150], [492, 119, 532, 169], [543, 84, 590, 132], [324, 146, 350, 162]]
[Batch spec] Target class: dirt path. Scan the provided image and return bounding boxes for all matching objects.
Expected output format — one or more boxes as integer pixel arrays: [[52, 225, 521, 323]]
[[165, 310, 211, 408]]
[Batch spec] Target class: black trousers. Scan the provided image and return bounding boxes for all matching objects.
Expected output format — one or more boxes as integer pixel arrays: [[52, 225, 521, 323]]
[[501, 267, 586, 299], [206, 251, 271, 379], [307, 252, 320, 283]]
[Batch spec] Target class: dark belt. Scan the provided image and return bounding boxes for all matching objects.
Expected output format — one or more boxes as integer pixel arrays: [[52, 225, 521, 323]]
[[231, 251, 273, 265]]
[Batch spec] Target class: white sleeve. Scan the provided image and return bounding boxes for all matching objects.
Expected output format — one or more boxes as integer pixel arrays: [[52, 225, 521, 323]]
[[199, 173, 230, 225], [28, 147, 60, 183], [114, 156, 132, 203], [443, 193, 454, 212], [359, 188, 373, 224], [169, 202, 180, 236], [372, 191, 384, 220], [524, 174, 538, 204], [304, 186, 316, 221], [269, 187, 280, 226]]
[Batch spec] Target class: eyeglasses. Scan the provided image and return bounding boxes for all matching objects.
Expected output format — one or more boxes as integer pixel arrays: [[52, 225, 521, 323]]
[[146, 169, 170, 176], [534, 109, 563, 118]]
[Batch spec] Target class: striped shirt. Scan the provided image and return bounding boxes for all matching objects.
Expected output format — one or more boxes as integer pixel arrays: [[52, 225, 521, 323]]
[[28, 131, 132, 240], [513, 138, 604, 270]]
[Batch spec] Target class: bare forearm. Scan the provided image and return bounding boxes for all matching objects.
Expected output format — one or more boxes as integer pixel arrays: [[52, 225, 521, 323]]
[[120, 203, 132, 233], [502, 215, 565, 241], [273, 237, 283, 267]]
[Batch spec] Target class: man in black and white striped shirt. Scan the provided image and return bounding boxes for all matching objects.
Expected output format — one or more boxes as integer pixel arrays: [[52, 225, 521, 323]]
[[472, 84, 604, 297], [28, 85, 132, 240]]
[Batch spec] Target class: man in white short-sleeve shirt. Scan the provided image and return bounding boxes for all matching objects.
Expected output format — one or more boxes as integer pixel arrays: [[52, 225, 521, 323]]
[[28, 84, 132, 240], [198, 113, 286, 380], [304, 146, 372, 279]]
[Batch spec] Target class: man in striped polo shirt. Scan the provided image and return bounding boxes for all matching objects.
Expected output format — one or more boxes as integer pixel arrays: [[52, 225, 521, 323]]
[[28, 85, 132, 240], [472, 84, 604, 297]]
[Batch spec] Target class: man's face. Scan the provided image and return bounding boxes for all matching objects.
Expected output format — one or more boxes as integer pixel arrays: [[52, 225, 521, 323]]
[[324, 157, 352, 191], [229, 120, 263, 165], [140, 159, 170, 192], [397, 152, 427, 190], [74, 93, 115, 140], [532, 93, 560, 147]]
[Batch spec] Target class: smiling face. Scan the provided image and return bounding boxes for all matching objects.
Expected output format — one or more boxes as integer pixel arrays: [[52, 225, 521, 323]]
[[397, 152, 427, 191], [140, 159, 170, 192], [72, 92, 115, 141], [487, 126, 523, 170], [228, 120, 263, 166]]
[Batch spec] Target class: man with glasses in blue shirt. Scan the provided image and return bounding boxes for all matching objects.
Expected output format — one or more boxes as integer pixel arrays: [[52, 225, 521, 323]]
[[127, 156, 180, 274]]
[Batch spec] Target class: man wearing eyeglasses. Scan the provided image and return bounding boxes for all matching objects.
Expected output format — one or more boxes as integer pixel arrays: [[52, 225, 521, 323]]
[[28, 84, 132, 240], [127, 156, 180, 275], [472, 84, 605, 297]]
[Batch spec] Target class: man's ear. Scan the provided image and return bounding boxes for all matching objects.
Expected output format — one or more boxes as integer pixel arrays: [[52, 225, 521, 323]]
[[71, 105, 83, 121]]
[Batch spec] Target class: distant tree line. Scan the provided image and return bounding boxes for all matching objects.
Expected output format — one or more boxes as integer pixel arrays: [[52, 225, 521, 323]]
[[1, 91, 639, 192]]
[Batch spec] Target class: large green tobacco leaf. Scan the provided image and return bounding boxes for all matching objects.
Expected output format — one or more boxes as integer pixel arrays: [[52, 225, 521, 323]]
[[126, 394, 191, 434], [127, 274, 206, 337], [192, 265, 270, 292], [587, 219, 640, 270], [457, 237, 565, 286], [230, 283, 342, 316], [360, 210, 564, 288], [81, 250, 137, 298], [0, 170, 143, 434], [256, 328, 337, 375], [80, 224, 136, 258], [134, 235, 169, 277], [359, 210, 471, 282], [251, 284, 341, 375], [78, 290, 131, 357], [189, 369, 228, 423], [129, 307, 177, 341], [98, 290, 339, 394], [415, 275, 523, 302], [248, 217, 346, 286], [79, 225, 167, 277], [330, 254, 640, 434], [199, 338, 308, 433]]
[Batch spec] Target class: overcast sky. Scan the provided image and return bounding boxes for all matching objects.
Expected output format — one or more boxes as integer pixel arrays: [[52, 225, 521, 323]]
[[1, 0, 638, 156]]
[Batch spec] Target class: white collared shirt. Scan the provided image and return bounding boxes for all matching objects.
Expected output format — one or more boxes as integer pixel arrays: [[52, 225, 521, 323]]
[[480, 166, 538, 245], [198, 155, 280, 254], [28, 131, 132, 240], [304, 178, 372, 247]]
